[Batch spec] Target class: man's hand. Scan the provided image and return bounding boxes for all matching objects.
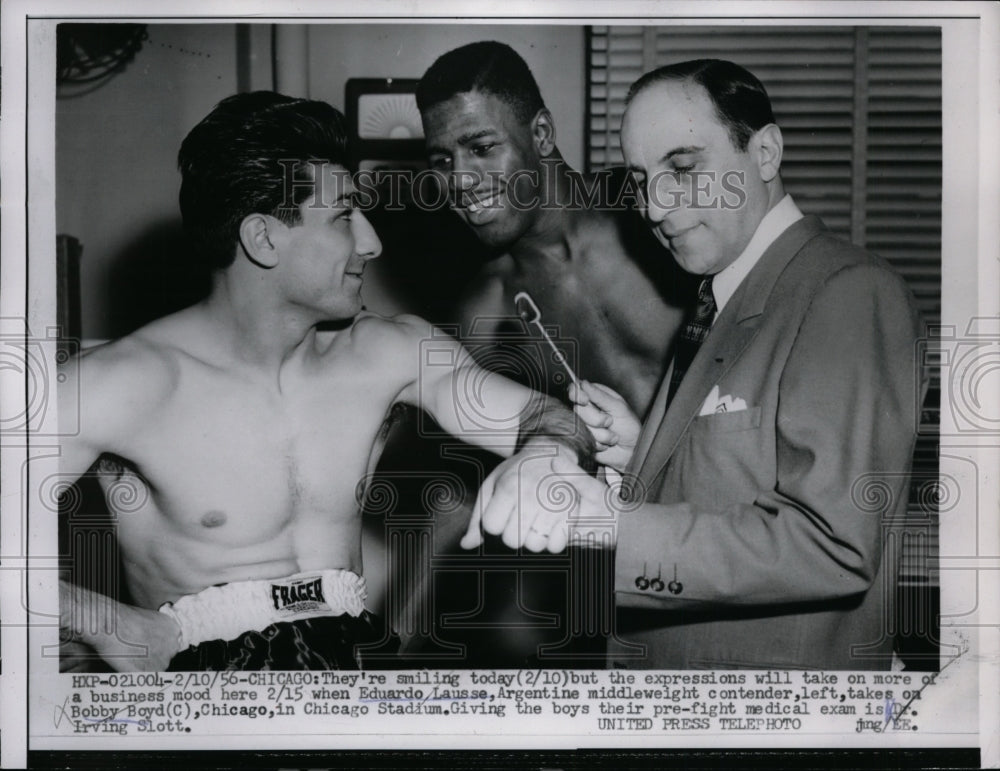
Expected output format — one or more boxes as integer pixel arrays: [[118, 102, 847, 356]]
[[462, 445, 619, 553], [60, 580, 182, 672], [568, 380, 641, 472]]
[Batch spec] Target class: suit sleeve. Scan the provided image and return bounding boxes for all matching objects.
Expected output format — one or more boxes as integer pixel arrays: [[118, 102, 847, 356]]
[[614, 263, 924, 607]]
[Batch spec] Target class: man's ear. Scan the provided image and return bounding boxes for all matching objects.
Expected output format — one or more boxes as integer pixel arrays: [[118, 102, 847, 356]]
[[531, 108, 557, 158], [752, 123, 783, 183], [238, 213, 280, 269]]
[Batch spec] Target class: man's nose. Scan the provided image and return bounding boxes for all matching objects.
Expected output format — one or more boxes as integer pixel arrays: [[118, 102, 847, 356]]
[[644, 172, 684, 225], [449, 167, 482, 194], [353, 209, 382, 260], [442, 149, 487, 192], [642, 183, 667, 226]]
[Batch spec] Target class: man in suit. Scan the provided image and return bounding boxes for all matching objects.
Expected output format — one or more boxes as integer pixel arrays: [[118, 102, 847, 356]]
[[470, 59, 925, 669]]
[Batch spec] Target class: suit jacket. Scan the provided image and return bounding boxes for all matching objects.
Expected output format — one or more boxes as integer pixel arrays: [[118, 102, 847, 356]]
[[611, 216, 924, 670]]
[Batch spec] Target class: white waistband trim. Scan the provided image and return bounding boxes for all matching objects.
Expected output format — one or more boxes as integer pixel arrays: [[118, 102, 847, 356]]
[[158, 569, 367, 650]]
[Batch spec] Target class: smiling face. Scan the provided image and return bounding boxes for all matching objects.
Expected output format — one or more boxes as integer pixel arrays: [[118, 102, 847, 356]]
[[621, 79, 774, 276], [270, 163, 382, 320], [422, 90, 548, 250]]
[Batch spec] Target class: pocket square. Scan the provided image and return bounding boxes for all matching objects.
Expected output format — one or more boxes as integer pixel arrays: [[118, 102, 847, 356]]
[[699, 384, 748, 416]]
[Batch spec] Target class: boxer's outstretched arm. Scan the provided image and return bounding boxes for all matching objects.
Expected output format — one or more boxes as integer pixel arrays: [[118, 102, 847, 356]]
[[383, 315, 596, 551], [386, 314, 588, 459]]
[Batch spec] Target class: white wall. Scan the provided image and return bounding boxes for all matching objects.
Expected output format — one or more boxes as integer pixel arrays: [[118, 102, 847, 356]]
[[307, 24, 585, 170], [57, 24, 240, 339]]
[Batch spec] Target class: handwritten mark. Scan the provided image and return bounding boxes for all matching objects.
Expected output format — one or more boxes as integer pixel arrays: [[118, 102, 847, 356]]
[[53, 697, 71, 729], [883, 698, 895, 727]]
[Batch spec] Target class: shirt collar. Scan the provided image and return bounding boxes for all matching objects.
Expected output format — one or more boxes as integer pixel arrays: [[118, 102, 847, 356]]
[[710, 194, 803, 317]]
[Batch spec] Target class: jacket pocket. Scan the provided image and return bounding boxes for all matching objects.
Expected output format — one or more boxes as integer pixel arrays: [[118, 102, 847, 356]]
[[690, 405, 762, 434]]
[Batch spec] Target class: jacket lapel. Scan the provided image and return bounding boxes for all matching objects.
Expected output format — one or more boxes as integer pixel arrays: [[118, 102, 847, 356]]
[[631, 216, 827, 493]]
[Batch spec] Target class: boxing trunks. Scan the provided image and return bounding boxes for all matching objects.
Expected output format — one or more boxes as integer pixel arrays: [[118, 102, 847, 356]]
[[160, 569, 388, 670]]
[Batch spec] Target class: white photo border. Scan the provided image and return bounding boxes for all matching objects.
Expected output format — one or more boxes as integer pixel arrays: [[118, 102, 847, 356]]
[[2, 1, 997, 769]]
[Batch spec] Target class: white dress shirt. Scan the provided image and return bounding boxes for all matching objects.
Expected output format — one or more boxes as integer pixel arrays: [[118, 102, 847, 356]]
[[711, 195, 804, 319]]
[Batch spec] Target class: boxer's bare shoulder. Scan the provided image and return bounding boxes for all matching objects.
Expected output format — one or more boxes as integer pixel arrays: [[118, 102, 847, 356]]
[[336, 311, 475, 414], [60, 321, 181, 477], [339, 311, 436, 367], [352, 309, 431, 337]]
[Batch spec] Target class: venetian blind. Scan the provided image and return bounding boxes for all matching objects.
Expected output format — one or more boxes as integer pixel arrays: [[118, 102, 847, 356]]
[[587, 25, 941, 320]]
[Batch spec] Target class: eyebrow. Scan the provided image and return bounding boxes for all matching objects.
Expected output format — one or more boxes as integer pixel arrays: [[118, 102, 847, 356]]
[[325, 190, 355, 209], [458, 128, 497, 144], [660, 145, 704, 162], [427, 128, 497, 155], [626, 145, 706, 173]]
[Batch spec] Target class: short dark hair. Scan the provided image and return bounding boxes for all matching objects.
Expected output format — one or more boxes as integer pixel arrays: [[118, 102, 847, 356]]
[[178, 91, 349, 270], [416, 41, 545, 124], [627, 59, 775, 151]]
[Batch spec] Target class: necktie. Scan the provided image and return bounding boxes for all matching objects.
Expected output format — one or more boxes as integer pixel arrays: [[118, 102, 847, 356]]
[[666, 277, 716, 406]]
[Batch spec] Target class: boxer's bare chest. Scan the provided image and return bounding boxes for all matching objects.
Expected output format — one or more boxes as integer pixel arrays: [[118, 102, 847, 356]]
[[481, 238, 678, 413], [110, 339, 403, 552]]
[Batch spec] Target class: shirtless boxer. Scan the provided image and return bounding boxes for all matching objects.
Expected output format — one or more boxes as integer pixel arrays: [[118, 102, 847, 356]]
[[57, 91, 593, 671], [363, 42, 688, 667]]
